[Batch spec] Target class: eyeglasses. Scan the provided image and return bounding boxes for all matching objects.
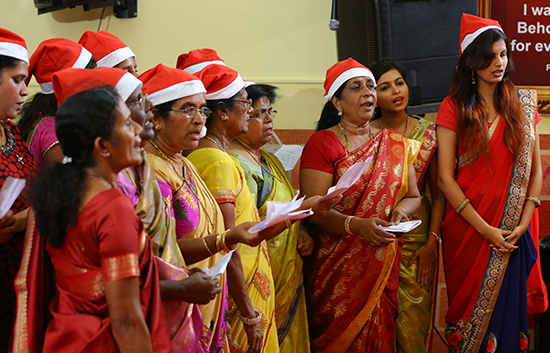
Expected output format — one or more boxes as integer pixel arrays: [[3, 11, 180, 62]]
[[249, 109, 277, 120], [233, 98, 253, 109], [169, 106, 212, 119], [127, 93, 151, 112]]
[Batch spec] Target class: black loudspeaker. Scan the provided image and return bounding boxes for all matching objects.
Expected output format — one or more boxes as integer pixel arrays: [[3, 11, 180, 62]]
[[34, 0, 137, 18], [335, 0, 477, 112]]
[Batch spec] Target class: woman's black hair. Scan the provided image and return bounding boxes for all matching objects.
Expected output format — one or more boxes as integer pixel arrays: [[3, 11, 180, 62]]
[[205, 91, 240, 127], [315, 84, 345, 131], [245, 84, 279, 105], [0, 55, 20, 82], [369, 58, 409, 120], [0, 55, 19, 70], [30, 87, 120, 248], [17, 56, 97, 141]]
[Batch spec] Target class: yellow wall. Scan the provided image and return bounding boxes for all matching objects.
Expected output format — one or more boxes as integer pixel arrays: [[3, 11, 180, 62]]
[[2, 0, 337, 129]]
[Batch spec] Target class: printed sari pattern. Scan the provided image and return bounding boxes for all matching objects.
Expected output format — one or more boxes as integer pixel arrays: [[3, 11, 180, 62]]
[[395, 118, 439, 353], [443, 89, 538, 353], [146, 152, 230, 352], [188, 148, 279, 353], [304, 129, 420, 353], [231, 150, 311, 353]]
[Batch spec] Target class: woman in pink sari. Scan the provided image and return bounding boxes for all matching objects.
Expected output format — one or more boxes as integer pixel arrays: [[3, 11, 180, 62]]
[[437, 14, 542, 353], [300, 58, 421, 352]]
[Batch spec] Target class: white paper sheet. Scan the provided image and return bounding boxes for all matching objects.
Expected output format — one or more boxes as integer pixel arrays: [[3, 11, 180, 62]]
[[317, 157, 373, 202], [378, 220, 422, 233], [274, 144, 304, 171], [203, 250, 234, 278], [0, 177, 26, 218], [249, 194, 313, 233]]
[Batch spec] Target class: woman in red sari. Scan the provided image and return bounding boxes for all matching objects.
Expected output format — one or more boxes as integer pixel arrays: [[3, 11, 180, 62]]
[[300, 58, 421, 353], [437, 14, 542, 353], [20, 87, 171, 352]]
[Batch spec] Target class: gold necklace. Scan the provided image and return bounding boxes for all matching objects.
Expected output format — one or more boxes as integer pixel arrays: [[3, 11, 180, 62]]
[[379, 115, 409, 137], [235, 139, 284, 184], [205, 134, 225, 151], [149, 140, 216, 233], [338, 123, 373, 185]]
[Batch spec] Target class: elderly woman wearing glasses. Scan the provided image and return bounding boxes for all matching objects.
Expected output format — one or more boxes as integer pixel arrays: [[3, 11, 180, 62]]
[[138, 64, 277, 352], [187, 65, 279, 353], [228, 84, 313, 352]]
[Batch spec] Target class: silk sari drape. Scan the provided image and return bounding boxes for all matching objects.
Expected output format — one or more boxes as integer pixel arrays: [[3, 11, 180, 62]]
[[304, 129, 419, 353], [443, 89, 538, 353]]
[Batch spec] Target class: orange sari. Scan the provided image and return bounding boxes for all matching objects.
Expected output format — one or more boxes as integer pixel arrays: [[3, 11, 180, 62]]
[[302, 129, 419, 353]]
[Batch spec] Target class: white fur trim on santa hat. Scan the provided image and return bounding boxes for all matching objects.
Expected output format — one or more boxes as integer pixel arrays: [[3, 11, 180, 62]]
[[39, 82, 54, 95], [73, 47, 93, 69], [325, 67, 375, 100], [97, 46, 135, 68], [461, 25, 503, 54], [115, 73, 142, 102], [40, 48, 93, 95], [148, 80, 206, 106], [205, 73, 245, 100], [183, 60, 225, 75], [0, 41, 28, 64]]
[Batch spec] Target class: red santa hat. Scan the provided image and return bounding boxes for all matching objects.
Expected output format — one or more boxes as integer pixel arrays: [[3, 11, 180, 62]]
[[0, 28, 28, 64], [27, 38, 93, 95], [459, 13, 504, 55], [138, 63, 206, 106], [78, 31, 135, 68], [52, 67, 142, 105], [324, 58, 375, 100], [195, 64, 244, 100], [176, 48, 225, 74]]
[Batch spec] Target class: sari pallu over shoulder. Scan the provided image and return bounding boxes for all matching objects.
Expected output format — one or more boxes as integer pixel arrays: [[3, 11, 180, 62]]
[[443, 89, 538, 353], [142, 153, 230, 353], [304, 129, 420, 353]]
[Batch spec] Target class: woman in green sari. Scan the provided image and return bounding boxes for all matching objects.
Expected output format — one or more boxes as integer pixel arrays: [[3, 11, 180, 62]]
[[228, 84, 312, 353], [369, 59, 445, 353]]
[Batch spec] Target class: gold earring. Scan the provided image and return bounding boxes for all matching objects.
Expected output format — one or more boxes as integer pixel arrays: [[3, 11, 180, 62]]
[[155, 124, 161, 130], [471, 70, 476, 85]]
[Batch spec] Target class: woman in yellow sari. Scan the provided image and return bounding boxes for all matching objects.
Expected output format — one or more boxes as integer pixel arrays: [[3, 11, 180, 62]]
[[188, 64, 278, 353], [229, 84, 312, 353], [369, 58, 444, 353]]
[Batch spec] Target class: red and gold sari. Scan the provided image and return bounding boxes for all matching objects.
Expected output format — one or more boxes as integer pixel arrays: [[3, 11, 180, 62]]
[[301, 129, 419, 353], [13, 190, 171, 352], [438, 90, 539, 353]]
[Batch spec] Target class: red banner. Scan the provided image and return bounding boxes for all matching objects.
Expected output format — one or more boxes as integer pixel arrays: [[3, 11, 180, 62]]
[[491, 1, 550, 86]]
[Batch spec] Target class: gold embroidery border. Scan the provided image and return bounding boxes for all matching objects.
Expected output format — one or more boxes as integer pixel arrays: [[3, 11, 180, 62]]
[[101, 253, 139, 282]]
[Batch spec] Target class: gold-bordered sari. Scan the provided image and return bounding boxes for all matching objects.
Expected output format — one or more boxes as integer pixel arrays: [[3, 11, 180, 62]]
[[302, 129, 420, 353], [441, 89, 538, 353]]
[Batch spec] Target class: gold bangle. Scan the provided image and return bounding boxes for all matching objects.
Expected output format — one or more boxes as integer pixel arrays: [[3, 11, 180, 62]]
[[344, 216, 355, 236], [221, 229, 232, 253], [429, 231, 441, 243], [202, 236, 215, 256], [526, 196, 541, 208], [455, 198, 470, 214], [284, 219, 292, 229], [216, 231, 224, 253]]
